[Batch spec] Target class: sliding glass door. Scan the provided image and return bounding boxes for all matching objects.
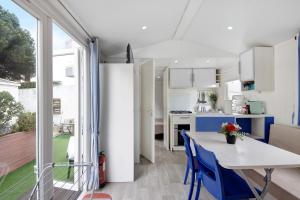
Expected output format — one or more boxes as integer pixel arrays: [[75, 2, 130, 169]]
[[0, 1, 38, 199], [0, 1, 89, 199], [52, 23, 82, 192]]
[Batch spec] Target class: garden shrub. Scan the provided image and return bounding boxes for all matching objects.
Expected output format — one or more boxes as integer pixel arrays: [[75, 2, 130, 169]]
[[18, 82, 36, 89], [0, 91, 24, 133], [14, 112, 36, 132]]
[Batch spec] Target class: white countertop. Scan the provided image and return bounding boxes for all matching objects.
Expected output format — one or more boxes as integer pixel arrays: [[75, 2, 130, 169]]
[[232, 113, 273, 118], [170, 112, 273, 118]]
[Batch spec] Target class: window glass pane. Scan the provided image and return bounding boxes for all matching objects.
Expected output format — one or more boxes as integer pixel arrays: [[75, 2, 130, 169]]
[[0, 1, 37, 199], [226, 80, 242, 100], [52, 23, 80, 188]]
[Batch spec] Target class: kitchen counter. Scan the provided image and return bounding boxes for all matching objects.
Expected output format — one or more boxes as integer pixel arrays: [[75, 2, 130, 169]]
[[170, 112, 273, 118], [194, 113, 274, 143], [232, 113, 273, 118], [167, 112, 275, 151]]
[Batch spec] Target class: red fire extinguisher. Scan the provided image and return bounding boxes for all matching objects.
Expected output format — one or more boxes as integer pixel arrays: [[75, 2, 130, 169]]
[[99, 152, 106, 188]]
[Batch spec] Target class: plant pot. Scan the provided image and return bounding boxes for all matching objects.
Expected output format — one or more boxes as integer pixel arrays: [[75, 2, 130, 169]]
[[226, 134, 236, 144]]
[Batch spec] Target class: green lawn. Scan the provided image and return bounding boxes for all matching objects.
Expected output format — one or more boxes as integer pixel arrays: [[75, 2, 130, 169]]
[[0, 161, 35, 200], [0, 134, 72, 200], [53, 134, 74, 182]]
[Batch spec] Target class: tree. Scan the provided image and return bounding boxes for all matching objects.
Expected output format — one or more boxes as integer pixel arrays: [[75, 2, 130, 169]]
[[0, 5, 35, 81], [0, 91, 23, 133]]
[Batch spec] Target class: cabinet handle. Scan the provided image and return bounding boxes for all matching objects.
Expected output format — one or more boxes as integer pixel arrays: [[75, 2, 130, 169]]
[[238, 60, 241, 75], [192, 70, 194, 87]]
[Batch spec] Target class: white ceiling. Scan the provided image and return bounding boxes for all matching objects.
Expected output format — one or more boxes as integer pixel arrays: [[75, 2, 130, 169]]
[[185, 0, 300, 54], [62, 0, 300, 66], [62, 0, 188, 56]]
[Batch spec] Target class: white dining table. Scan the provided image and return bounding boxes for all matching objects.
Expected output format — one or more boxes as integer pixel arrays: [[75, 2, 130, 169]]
[[188, 132, 300, 200]]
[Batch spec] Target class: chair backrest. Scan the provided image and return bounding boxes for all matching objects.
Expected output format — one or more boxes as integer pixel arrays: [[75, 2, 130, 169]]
[[180, 130, 195, 169], [193, 140, 224, 199]]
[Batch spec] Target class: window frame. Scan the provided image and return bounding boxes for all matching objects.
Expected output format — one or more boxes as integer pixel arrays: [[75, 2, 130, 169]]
[[12, 0, 91, 198], [225, 79, 242, 100], [11, 1, 53, 199]]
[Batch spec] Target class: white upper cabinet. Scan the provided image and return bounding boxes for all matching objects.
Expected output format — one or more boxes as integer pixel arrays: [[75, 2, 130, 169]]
[[193, 69, 216, 88], [240, 49, 254, 81], [169, 68, 193, 89], [240, 47, 274, 91], [169, 68, 216, 89]]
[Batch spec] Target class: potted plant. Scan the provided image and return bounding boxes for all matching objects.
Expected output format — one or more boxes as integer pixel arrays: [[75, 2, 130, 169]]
[[219, 123, 244, 144], [208, 92, 217, 111]]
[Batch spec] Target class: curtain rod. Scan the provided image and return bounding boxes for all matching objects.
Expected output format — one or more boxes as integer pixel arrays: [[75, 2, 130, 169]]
[[57, 0, 93, 41]]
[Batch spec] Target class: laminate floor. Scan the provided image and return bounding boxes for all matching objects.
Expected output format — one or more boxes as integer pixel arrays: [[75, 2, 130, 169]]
[[100, 140, 275, 200]]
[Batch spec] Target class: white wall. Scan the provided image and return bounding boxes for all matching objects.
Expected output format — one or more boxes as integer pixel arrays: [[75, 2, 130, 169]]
[[52, 50, 77, 85], [169, 90, 198, 111], [168, 89, 213, 111], [218, 37, 298, 126], [244, 38, 298, 125], [100, 63, 134, 182], [155, 80, 163, 119], [18, 49, 78, 123], [19, 88, 37, 112], [0, 83, 20, 102], [52, 85, 77, 124], [18, 85, 77, 124]]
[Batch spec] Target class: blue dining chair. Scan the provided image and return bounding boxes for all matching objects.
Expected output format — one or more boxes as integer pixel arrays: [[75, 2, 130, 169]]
[[192, 140, 261, 200], [180, 130, 199, 200]]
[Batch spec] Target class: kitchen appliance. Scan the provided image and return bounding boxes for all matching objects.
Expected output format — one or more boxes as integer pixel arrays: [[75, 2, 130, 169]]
[[170, 114, 194, 151], [248, 101, 265, 114], [174, 124, 190, 146]]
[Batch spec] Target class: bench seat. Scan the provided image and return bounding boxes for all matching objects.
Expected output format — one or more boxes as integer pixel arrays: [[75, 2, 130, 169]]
[[259, 168, 300, 199], [246, 124, 300, 200]]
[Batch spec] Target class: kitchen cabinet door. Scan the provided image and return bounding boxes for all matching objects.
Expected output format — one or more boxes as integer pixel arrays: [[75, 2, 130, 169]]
[[254, 47, 274, 91], [169, 69, 193, 89], [240, 49, 254, 81], [193, 69, 216, 88], [196, 117, 235, 132]]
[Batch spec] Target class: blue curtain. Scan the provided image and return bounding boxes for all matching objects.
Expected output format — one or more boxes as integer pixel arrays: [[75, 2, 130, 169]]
[[298, 34, 300, 126], [88, 38, 100, 189]]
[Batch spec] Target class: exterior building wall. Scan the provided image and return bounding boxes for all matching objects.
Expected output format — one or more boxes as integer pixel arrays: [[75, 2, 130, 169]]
[[0, 82, 20, 101], [18, 85, 76, 125]]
